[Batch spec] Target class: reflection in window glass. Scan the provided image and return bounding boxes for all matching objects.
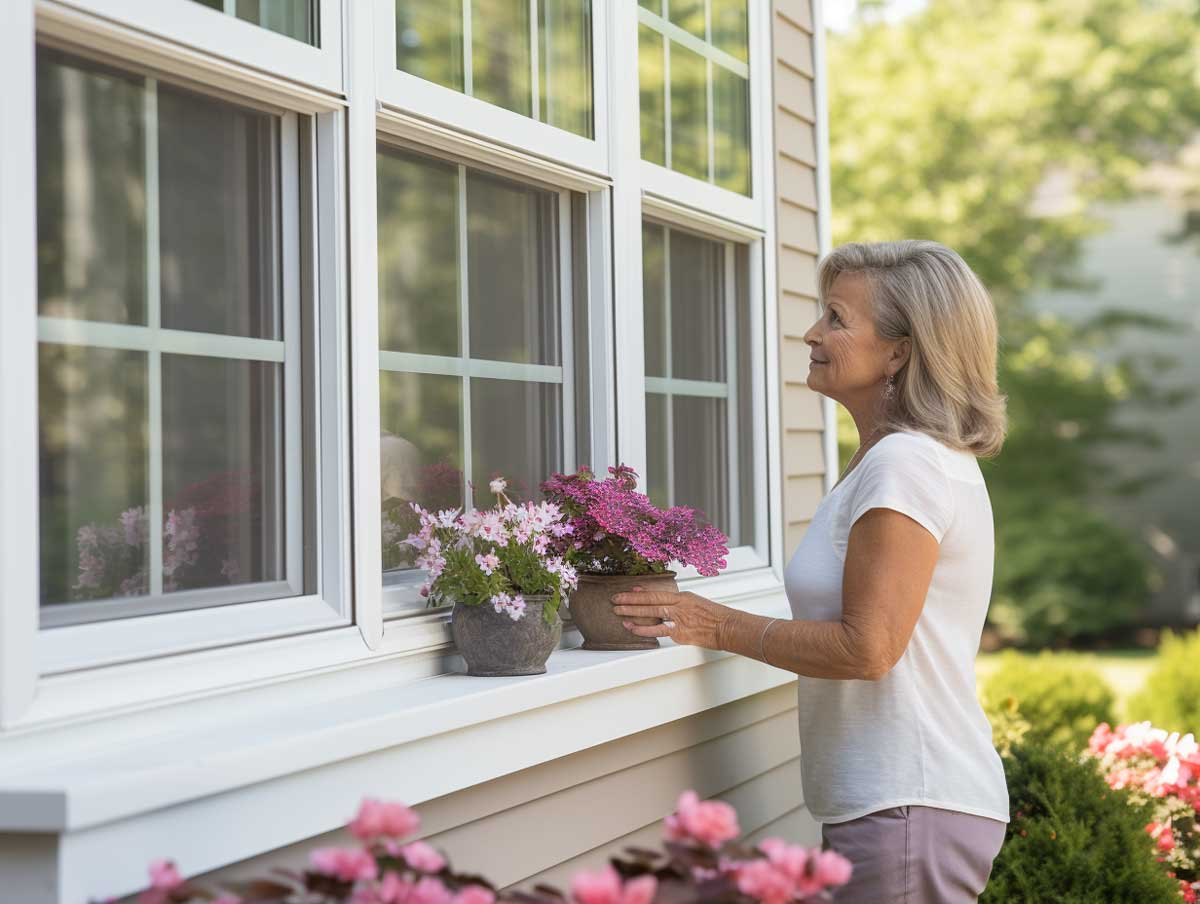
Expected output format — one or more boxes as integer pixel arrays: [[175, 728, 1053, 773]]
[[642, 222, 756, 547], [637, 0, 751, 194], [35, 48, 305, 621], [376, 147, 584, 589], [190, 0, 317, 45], [394, 0, 593, 139]]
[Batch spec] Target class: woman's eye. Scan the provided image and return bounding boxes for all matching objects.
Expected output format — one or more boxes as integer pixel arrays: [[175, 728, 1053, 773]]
[[829, 310, 840, 325]]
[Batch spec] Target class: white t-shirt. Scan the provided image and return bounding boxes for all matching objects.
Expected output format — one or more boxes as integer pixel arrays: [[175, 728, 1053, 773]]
[[783, 429, 1009, 825]]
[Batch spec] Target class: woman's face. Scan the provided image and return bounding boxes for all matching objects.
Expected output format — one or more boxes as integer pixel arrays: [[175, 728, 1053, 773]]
[[803, 272, 896, 403]]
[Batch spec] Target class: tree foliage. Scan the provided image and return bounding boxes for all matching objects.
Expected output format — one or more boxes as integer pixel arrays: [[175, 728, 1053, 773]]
[[829, 0, 1200, 642]]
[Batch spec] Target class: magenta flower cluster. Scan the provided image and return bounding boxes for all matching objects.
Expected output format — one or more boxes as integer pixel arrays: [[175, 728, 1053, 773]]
[[540, 466, 729, 577]]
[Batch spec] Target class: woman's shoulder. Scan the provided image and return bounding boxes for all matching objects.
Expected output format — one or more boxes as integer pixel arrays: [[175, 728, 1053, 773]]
[[872, 430, 982, 485]]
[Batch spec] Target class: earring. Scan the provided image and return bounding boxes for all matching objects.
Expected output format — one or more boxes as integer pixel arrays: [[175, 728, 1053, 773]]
[[883, 374, 896, 400]]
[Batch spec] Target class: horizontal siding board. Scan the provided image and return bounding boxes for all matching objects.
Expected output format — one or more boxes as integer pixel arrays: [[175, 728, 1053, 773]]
[[782, 385, 823, 431], [784, 520, 811, 557], [775, 0, 813, 33], [778, 201, 819, 253], [775, 31, 815, 80], [785, 475, 826, 522], [522, 757, 805, 891], [779, 295, 818, 340], [746, 804, 822, 847], [778, 247, 818, 297], [777, 156, 818, 210], [776, 109, 816, 165], [784, 431, 825, 476], [775, 65, 815, 123], [780, 337, 811, 384]]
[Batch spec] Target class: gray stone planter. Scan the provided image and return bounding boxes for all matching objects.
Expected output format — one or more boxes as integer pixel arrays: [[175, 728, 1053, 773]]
[[567, 571, 678, 651], [450, 595, 562, 677]]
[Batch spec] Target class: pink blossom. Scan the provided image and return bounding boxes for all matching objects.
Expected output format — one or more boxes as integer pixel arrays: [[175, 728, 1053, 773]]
[[664, 791, 740, 848], [475, 552, 500, 575], [570, 866, 657, 904], [811, 849, 852, 887], [310, 846, 380, 882], [735, 860, 795, 904], [147, 859, 184, 891], [212, 897, 242, 904], [408, 876, 455, 904], [452, 885, 496, 904], [399, 840, 447, 873], [349, 798, 421, 841]]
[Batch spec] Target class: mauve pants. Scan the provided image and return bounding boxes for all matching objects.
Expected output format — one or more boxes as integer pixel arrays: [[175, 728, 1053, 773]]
[[821, 806, 1006, 903]]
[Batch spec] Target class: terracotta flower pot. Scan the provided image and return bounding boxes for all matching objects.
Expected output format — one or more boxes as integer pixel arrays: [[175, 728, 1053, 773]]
[[567, 571, 678, 651], [450, 595, 562, 677]]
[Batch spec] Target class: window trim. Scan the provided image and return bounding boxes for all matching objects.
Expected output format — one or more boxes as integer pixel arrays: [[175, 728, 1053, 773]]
[[30, 43, 355, 675], [44, 0, 344, 95], [372, 0, 610, 178]]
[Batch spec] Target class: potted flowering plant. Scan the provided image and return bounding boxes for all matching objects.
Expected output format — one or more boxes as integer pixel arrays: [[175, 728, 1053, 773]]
[[110, 790, 851, 904], [540, 466, 729, 651], [405, 477, 578, 677]]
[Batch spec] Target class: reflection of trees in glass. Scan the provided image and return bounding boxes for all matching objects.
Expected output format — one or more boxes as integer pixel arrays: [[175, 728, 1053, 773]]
[[638, 25, 666, 166], [188, 0, 317, 45], [394, 0, 593, 138], [829, 0, 1200, 644], [669, 42, 707, 181]]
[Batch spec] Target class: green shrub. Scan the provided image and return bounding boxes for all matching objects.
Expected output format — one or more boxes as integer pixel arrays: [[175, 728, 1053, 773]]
[[989, 499, 1152, 647], [981, 741, 1181, 904], [1126, 627, 1200, 733], [980, 651, 1116, 750]]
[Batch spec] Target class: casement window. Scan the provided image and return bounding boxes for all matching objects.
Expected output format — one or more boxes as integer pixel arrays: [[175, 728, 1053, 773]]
[[641, 220, 756, 549], [637, 0, 751, 194]]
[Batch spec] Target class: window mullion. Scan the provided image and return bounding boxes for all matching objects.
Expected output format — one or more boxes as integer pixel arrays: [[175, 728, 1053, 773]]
[[663, 226, 675, 508], [723, 241, 739, 544], [281, 112, 305, 595], [558, 191, 576, 472], [705, 0, 715, 183], [145, 77, 165, 599], [462, 0, 474, 97], [457, 164, 474, 511], [662, 32, 672, 170], [529, 0, 540, 123]]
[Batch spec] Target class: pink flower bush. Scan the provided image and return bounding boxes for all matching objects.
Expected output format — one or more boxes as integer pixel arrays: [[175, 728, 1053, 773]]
[[540, 466, 729, 577], [664, 790, 741, 847], [110, 790, 849, 904], [1087, 721, 1200, 900], [403, 477, 578, 624]]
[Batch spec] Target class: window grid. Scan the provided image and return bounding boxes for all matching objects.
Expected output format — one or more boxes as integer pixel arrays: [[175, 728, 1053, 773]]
[[35, 65, 308, 627]]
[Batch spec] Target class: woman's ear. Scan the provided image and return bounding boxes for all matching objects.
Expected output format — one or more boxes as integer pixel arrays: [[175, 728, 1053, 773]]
[[890, 337, 912, 373]]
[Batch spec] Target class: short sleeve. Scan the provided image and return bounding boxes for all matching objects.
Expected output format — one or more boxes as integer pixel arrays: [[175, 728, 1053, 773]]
[[836, 435, 955, 554]]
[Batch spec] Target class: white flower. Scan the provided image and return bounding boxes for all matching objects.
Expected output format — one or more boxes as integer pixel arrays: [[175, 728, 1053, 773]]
[[489, 477, 507, 494]]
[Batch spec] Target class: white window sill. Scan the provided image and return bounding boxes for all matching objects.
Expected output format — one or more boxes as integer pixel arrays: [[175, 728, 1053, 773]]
[[0, 580, 793, 902]]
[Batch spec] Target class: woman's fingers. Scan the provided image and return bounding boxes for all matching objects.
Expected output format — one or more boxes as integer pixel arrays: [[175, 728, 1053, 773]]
[[612, 604, 672, 619], [611, 590, 680, 607], [623, 621, 675, 638]]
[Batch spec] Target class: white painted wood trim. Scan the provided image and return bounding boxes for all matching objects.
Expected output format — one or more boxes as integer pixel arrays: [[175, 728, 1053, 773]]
[[41, 0, 343, 95], [811, 0, 837, 493], [0, 0, 39, 729], [346, 0, 384, 648]]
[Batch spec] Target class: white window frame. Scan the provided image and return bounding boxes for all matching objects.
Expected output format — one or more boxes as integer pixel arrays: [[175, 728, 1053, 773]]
[[0, 0, 780, 727], [372, 0, 610, 179], [42, 0, 344, 95], [11, 9, 355, 681]]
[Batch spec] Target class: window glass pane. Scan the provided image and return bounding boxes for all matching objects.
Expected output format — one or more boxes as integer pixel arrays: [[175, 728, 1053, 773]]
[[668, 0, 705, 39], [714, 66, 751, 195], [161, 355, 283, 592], [158, 85, 281, 340], [639, 25, 666, 167], [642, 222, 667, 378], [670, 230, 725, 382], [645, 392, 669, 509], [472, 0, 532, 118], [381, 372, 464, 571], [378, 149, 461, 357], [668, 42, 708, 181], [395, 0, 592, 138], [39, 345, 148, 606], [638, 0, 662, 11], [189, 0, 317, 44], [471, 379, 562, 508], [673, 395, 729, 530], [36, 49, 146, 326], [541, 0, 593, 137], [711, 0, 748, 62], [396, 0, 465, 93], [467, 171, 560, 366]]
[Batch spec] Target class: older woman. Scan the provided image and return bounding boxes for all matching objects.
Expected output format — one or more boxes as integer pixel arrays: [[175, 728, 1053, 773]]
[[613, 240, 1009, 902]]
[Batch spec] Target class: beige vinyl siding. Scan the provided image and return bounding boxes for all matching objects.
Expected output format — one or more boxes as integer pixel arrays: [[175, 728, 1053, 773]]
[[193, 685, 815, 889], [774, 0, 829, 558]]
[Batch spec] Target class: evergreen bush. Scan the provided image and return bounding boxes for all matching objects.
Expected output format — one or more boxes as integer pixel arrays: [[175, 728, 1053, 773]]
[[1127, 627, 1200, 733], [980, 651, 1116, 750], [981, 742, 1181, 904]]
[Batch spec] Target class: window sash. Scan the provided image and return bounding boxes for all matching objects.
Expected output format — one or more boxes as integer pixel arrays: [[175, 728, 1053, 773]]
[[49, 0, 344, 94]]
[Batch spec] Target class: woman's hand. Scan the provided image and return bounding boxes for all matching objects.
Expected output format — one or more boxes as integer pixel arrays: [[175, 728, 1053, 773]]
[[611, 588, 733, 650]]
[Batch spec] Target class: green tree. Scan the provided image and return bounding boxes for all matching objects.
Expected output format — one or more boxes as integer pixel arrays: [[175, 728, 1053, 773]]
[[828, 0, 1200, 644]]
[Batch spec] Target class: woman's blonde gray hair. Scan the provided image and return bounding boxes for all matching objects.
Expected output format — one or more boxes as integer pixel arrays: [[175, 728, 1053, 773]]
[[818, 240, 1008, 458]]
